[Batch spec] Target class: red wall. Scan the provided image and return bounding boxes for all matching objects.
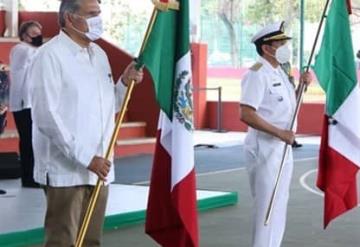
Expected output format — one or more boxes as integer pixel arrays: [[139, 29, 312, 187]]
[[0, 42, 16, 64], [206, 101, 325, 135], [0, 10, 5, 37], [19, 11, 60, 38], [192, 43, 208, 129], [206, 101, 247, 132], [297, 103, 324, 134], [97, 39, 160, 136]]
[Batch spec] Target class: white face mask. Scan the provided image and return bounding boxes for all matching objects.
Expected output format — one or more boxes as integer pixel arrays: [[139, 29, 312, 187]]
[[274, 45, 291, 64], [84, 15, 104, 41]]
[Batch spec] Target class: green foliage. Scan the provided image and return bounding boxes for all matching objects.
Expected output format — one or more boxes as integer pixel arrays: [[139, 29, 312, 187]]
[[102, 0, 150, 55], [245, 0, 326, 25]]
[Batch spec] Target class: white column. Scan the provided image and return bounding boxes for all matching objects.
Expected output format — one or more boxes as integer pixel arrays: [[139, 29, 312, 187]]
[[3, 0, 18, 37], [190, 0, 201, 43]]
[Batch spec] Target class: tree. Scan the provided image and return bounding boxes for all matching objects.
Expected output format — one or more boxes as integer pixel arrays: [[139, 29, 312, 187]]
[[101, 0, 150, 55], [351, 0, 360, 25], [245, 0, 327, 65], [217, 0, 241, 67], [246, 0, 326, 26], [202, 0, 242, 67]]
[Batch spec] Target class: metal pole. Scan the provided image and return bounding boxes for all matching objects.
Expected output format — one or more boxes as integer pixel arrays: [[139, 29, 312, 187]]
[[264, 0, 331, 226], [300, 0, 305, 73], [192, 87, 225, 132], [216, 86, 222, 132], [75, 8, 159, 247]]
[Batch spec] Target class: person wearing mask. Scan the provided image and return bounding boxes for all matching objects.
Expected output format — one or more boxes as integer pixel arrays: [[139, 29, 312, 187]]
[[9, 20, 43, 188], [0, 62, 9, 194], [240, 22, 312, 247], [0, 102, 8, 196], [29, 0, 143, 246]]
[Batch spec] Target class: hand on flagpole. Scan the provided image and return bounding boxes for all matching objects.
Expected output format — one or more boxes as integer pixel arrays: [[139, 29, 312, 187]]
[[276, 129, 295, 145], [121, 62, 144, 86], [87, 156, 111, 181], [300, 71, 312, 86]]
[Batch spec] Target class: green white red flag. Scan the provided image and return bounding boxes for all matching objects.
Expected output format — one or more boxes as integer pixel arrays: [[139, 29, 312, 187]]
[[138, 0, 199, 246], [314, 0, 359, 228]]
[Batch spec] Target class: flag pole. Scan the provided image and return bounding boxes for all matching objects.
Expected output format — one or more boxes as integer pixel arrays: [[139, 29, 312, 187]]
[[75, 8, 158, 247], [264, 0, 332, 226]]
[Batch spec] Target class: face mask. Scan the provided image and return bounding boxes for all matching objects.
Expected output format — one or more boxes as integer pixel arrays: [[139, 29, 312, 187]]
[[84, 15, 104, 41], [273, 45, 291, 64], [30, 35, 43, 47]]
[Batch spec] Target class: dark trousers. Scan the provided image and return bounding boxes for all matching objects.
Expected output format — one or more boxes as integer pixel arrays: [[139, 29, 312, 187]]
[[13, 109, 36, 185]]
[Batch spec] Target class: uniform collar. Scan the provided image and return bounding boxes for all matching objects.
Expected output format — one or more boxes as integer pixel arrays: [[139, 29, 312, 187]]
[[258, 56, 280, 73], [58, 30, 95, 57]]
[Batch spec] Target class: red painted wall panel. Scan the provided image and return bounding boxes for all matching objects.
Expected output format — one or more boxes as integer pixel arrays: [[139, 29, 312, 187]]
[[96, 39, 159, 136], [206, 101, 324, 135], [0, 42, 17, 64], [0, 10, 5, 37], [19, 12, 60, 38], [192, 43, 208, 129]]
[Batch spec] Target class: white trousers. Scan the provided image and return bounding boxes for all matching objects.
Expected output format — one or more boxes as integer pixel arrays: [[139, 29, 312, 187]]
[[245, 138, 293, 247]]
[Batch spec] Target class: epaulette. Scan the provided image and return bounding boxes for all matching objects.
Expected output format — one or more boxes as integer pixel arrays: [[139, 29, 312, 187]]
[[250, 62, 263, 71]]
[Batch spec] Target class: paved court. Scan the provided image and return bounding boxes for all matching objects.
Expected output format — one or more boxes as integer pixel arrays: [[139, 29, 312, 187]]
[[22, 134, 360, 246], [85, 159, 360, 247]]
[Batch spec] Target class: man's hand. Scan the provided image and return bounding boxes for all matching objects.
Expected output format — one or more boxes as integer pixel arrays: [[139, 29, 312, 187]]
[[300, 71, 312, 86], [0, 105, 7, 115], [87, 156, 111, 181], [122, 62, 144, 86], [277, 129, 295, 145]]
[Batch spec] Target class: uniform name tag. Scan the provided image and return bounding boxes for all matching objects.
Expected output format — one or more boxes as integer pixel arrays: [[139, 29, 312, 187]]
[[272, 83, 281, 87]]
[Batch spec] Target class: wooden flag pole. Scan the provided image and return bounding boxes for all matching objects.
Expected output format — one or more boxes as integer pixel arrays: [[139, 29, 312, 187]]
[[264, 0, 331, 226], [75, 8, 159, 247]]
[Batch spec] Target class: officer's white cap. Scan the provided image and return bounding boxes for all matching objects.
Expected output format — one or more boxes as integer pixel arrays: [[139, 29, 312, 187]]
[[251, 21, 291, 44]]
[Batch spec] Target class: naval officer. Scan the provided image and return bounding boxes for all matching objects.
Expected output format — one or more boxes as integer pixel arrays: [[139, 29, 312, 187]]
[[240, 21, 312, 247]]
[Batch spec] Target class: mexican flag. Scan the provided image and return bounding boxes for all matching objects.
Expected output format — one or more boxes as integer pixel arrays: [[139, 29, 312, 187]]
[[314, 0, 360, 228], [138, 0, 199, 246]]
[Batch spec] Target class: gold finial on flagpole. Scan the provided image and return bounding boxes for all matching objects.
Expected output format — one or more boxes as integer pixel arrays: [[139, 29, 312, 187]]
[[152, 0, 179, 11]]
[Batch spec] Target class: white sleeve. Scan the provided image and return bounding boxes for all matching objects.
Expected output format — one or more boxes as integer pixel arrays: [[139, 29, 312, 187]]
[[240, 71, 266, 110], [30, 51, 93, 168], [10, 45, 36, 99], [10, 45, 34, 71], [114, 77, 127, 113]]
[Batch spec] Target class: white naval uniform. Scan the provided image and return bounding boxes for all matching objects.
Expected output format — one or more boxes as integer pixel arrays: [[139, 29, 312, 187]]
[[240, 57, 297, 247]]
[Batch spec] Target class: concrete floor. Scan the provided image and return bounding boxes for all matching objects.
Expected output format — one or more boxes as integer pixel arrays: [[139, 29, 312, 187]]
[[18, 133, 359, 246], [30, 158, 360, 247]]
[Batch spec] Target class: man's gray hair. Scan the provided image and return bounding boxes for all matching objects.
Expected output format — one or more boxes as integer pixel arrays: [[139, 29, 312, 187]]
[[58, 0, 82, 28]]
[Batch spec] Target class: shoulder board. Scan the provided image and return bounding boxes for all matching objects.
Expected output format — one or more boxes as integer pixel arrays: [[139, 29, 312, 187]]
[[250, 62, 263, 71]]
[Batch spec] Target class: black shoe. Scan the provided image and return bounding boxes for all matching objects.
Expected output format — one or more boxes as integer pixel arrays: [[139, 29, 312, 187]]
[[0, 189, 6, 195], [292, 141, 303, 148], [22, 181, 41, 188]]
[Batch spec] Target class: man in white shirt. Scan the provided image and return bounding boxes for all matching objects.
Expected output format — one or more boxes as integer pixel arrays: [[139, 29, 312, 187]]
[[29, 0, 144, 246], [9, 20, 43, 188], [240, 22, 311, 247]]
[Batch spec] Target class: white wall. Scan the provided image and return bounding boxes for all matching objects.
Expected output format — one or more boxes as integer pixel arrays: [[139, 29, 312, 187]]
[[3, 0, 18, 37], [190, 0, 201, 42]]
